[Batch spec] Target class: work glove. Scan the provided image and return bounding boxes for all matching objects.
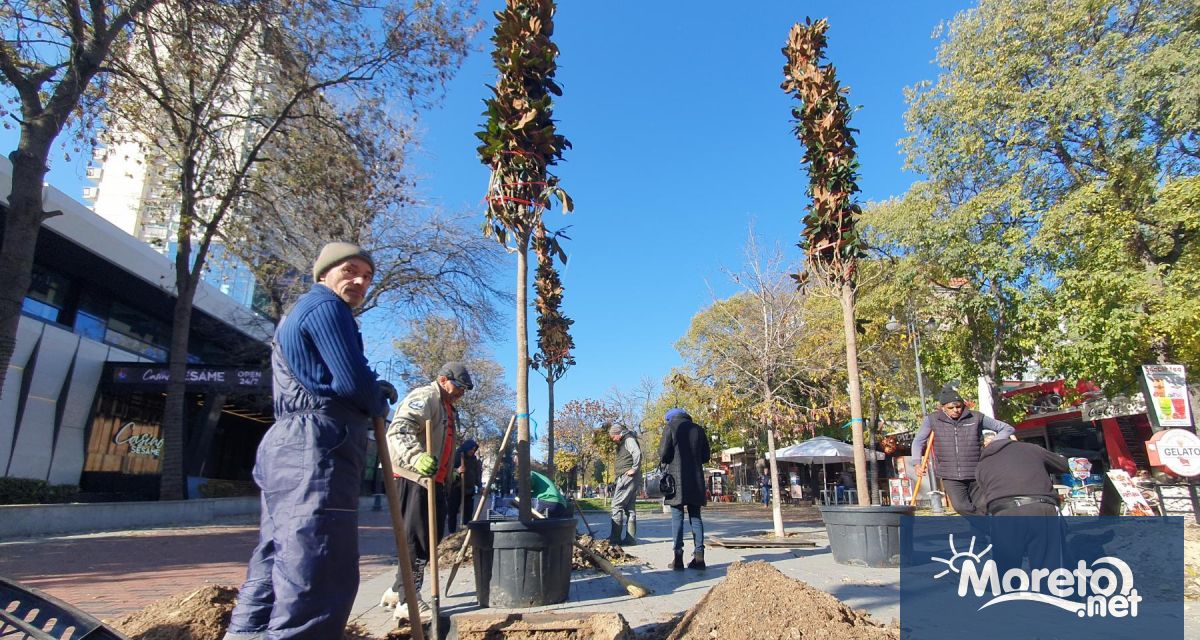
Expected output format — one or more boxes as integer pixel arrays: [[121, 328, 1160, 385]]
[[378, 380, 398, 405], [414, 453, 438, 476]]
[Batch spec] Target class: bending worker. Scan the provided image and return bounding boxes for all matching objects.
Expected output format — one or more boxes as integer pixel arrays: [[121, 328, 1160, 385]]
[[606, 422, 642, 546], [912, 385, 1015, 515], [380, 362, 473, 623], [225, 242, 395, 640]]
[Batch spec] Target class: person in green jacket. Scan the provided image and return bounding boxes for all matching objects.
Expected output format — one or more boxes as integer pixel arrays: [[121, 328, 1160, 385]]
[[530, 470, 570, 518]]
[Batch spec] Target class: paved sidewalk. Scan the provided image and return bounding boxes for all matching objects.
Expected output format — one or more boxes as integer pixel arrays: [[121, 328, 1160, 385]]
[[3, 503, 1196, 638], [0, 510, 401, 623], [350, 506, 898, 638]]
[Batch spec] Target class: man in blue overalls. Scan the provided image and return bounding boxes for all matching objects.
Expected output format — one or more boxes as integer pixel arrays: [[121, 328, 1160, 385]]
[[224, 242, 395, 640]]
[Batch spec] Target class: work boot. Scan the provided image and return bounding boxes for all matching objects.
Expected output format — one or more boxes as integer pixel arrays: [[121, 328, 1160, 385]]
[[607, 517, 624, 546], [687, 550, 706, 570], [669, 551, 685, 571], [622, 513, 637, 545], [393, 599, 432, 623], [379, 587, 400, 609]]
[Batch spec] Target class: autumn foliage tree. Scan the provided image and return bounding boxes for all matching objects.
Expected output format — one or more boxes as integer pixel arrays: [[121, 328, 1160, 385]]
[[782, 18, 870, 505], [553, 398, 618, 490], [477, 0, 571, 520]]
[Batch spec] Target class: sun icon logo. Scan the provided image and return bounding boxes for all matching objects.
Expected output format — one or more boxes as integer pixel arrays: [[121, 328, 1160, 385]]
[[931, 534, 992, 580]]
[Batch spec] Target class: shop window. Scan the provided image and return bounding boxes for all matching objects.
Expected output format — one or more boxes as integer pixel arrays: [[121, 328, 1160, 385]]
[[22, 265, 71, 324], [74, 290, 110, 342], [106, 302, 169, 362]]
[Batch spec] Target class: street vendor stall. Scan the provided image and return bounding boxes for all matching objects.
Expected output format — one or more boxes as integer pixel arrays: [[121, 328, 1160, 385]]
[[1007, 368, 1199, 519]]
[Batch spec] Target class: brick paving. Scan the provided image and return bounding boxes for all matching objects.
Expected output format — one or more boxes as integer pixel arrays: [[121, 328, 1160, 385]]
[[0, 510, 400, 623]]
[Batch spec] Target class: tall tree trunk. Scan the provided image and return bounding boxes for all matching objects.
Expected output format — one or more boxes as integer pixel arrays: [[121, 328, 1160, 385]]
[[840, 282, 868, 505], [160, 273, 198, 500], [547, 376, 555, 480], [0, 137, 59, 395], [765, 425, 785, 537], [515, 236, 531, 522]]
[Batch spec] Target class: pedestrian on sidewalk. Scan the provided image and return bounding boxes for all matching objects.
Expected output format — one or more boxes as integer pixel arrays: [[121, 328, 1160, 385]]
[[606, 422, 642, 546], [759, 471, 772, 505], [911, 385, 1015, 515], [379, 361, 473, 623], [224, 243, 395, 640], [659, 408, 711, 571]]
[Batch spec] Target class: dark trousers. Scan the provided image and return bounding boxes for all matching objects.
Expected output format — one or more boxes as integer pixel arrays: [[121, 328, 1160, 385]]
[[391, 478, 446, 593], [228, 414, 365, 639], [441, 485, 458, 533], [991, 507, 1065, 571], [941, 478, 981, 515]]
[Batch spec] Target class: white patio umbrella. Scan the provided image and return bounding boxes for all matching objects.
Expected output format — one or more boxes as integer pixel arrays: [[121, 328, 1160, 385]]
[[771, 436, 884, 494]]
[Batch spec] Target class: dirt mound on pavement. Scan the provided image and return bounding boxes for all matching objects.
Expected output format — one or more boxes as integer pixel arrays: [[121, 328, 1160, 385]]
[[662, 561, 897, 640], [108, 585, 237, 640], [109, 585, 381, 640]]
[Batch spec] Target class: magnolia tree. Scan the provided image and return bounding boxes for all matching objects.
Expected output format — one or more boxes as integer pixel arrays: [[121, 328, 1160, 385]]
[[0, 0, 159, 396], [530, 223, 575, 475], [477, 0, 571, 521], [782, 19, 870, 505]]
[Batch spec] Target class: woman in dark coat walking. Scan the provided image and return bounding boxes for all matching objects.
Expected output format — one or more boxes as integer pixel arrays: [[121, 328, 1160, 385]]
[[659, 408, 711, 570]]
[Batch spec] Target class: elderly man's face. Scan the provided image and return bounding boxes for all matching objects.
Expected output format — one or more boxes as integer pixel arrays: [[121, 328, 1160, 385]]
[[438, 376, 468, 404], [321, 257, 373, 308]]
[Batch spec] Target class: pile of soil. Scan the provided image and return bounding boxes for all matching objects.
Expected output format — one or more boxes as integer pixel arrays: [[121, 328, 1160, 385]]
[[109, 585, 237, 640], [661, 561, 897, 640], [438, 529, 472, 565], [109, 585, 384, 640]]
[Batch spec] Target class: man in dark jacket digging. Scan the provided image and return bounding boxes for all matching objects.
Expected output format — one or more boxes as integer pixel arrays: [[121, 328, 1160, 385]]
[[977, 429, 1070, 571], [659, 408, 711, 571], [977, 429, 1068, 516], [912, 385, 1014, 515]]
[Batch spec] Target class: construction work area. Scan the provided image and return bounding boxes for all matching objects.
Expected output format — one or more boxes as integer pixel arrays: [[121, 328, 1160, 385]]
[[2, 505, 906, 639], [6, 504, 1200, 639]]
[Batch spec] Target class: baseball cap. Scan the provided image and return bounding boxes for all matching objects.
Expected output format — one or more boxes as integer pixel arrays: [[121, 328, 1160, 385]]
[[438, 361, 474, 390]]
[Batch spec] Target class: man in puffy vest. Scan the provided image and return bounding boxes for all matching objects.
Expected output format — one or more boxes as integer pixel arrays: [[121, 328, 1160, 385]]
[[224, 243, 394, 640], [607, 422, 642, 546], [911, 385, 1014, 515]]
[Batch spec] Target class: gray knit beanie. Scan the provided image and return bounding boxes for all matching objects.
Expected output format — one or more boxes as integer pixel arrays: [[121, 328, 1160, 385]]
[[312, 242, 375, 282]]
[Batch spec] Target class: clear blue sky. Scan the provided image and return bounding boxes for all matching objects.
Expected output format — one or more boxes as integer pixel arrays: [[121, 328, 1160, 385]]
[[388, 1, 975, 437], [10, 1, 975, 440]]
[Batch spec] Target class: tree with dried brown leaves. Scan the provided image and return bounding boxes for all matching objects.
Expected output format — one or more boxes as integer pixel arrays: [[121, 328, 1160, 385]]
[[782, 18, 870, 505], [477, 0, 571, 520]]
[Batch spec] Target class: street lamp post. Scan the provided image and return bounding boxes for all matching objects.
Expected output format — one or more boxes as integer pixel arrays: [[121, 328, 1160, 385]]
[[887, 315, 944, 514]]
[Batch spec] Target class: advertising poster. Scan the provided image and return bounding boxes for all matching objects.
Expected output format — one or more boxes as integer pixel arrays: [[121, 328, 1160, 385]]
[[1140, 364, 1193, 429]]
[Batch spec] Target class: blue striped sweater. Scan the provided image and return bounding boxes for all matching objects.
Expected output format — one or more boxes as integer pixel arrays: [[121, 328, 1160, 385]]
[[277, 284, 385, 417]]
